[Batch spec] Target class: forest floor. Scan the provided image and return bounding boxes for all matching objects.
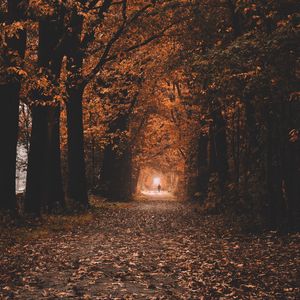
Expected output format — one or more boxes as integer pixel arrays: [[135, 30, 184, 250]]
[[0, 197, 299, 299]]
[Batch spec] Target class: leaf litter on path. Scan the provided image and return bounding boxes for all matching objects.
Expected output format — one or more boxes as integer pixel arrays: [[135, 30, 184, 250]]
[[0, 200, 299, 299]]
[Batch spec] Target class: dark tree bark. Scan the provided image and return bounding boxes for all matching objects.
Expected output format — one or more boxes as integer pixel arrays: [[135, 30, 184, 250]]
[[65, 11, 89, 207], [227, 0, 242, 38], [196, 133, 209, 201], [283, 101, 300, 231], [211, 108, 229, 194], [0, 0, 27, 212], [0, 83, 22, 211], [44, 107, 65, 210], [41, 17, 65, 211], [285, 138, 300, 231], [100, 145, 132, 200], [132, 167, 140, 195], [66, 86, 89, 206], [100, 144, 132, 201], [264, 103, 286, 229], [99, 113, 133, 201], [243, 97, 259, 207], [24, 107, 48, 213], [25, 13, 65, 214]]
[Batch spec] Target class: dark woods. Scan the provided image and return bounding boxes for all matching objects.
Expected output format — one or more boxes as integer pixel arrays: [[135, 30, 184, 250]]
[[0, 0, 299, 231]]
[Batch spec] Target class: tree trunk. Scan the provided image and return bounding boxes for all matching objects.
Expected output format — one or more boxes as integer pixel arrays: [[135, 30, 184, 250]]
[[64, 11, 89, 207], [244, 98, 258, 208], [99, 112, 133, 201], [25, 15, 65, 214], [44, 107, 65, 210], [284, 101, 300, 230], [100, 144, 132, 201], [66, 86, 89, 206], [212, 109, 229, 194], [265, 107, 285, 229], [25, 111, 65, 213], [24, 107, 48, 214], [0, 83, 21, 211], [132, 167, 140, 194], [196, 133, 209, 201], [0, 0, 27, 212]]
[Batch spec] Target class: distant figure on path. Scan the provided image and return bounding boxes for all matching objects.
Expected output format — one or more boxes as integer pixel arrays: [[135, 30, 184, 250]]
[[158, 184, 161, 193]]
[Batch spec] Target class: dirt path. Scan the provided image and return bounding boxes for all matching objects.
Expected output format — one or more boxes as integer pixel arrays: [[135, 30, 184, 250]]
[[0, 200, 299, 299]]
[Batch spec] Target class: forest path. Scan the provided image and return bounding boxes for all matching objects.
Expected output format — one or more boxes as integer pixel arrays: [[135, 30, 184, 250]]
[[135, 191, 177, 201], [1, 200, 299, 299]]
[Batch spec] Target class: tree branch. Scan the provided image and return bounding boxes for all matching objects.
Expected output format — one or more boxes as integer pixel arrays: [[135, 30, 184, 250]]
[[81, 0, 113, 50], [83, 3, 156, 84]]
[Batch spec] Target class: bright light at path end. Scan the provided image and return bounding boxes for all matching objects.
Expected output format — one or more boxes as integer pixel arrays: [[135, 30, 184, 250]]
[[153, 177, 161, 185]]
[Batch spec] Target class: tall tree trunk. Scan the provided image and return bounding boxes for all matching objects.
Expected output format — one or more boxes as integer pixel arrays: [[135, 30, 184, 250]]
[[284, 101, 300, 230], [265, 106, 285, 228], [132, 167, 140, 195], [235, 104, 240, 184], [25, 15, 65, 214], [24, 107, 48, 214], [100, 144, 132, 201], [26, 105, 65, 214], [0, 0, 27, 212], [66, 86, 89, 206], [44, 107, 65, 210], [0, 83, 22, 211], [65, 11, 89, 207], [99, 112, 133, 201], [212, 108, 229, 194], [244, 97, 258, 209], [197, 133, 209, 201]]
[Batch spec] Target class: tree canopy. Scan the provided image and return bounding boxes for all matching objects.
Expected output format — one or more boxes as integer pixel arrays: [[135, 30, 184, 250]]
[[0, 0, 299, 230]]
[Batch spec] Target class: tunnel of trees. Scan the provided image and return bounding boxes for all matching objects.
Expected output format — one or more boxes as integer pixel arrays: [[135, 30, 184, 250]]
[[0, 0, 299, 231]]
